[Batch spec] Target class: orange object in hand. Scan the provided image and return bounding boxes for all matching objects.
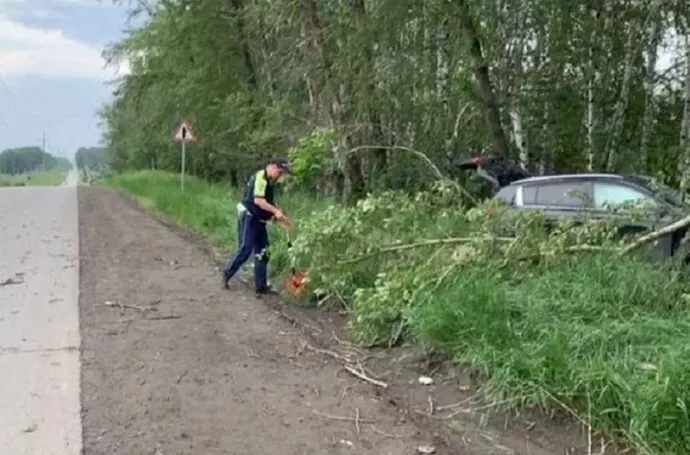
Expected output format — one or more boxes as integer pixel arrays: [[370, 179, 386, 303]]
[[283, 270, 309, 298], [275, 214, 294, 231]]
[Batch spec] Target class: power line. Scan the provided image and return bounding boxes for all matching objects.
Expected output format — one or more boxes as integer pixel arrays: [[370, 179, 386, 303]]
[[0, 75, 19, 133]]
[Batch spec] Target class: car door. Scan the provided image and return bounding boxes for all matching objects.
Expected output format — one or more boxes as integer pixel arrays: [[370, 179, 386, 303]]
[[514, 180, 593, 233], [591, 181, 673, 260], [591, 181, 657, 230], [519, 180, 593, 221]]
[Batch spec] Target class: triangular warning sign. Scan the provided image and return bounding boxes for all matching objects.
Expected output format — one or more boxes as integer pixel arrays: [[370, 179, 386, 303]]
[[173, 121, 196, 143]]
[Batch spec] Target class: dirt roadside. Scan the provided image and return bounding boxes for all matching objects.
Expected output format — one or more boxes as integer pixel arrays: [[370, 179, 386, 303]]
[[78, 186, 591, 455]]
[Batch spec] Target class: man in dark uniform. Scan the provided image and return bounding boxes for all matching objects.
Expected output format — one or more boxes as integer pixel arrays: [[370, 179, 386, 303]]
[[222, 158, 292, 295]]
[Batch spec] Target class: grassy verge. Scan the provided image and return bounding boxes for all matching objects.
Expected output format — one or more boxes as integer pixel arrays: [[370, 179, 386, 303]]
[[411, 257, 690, 454], [105, 170, 330, 276], [108, 170, 690, 454], [0, 169, 68, 186]]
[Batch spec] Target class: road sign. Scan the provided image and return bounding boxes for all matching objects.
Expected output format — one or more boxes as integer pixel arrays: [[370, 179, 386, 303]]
[[173, 120, 196, 143], [172, 120, 196, 192]]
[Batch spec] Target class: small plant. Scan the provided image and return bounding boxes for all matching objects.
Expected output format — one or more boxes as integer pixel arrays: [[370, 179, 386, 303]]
[[286, 128, 337, 193]]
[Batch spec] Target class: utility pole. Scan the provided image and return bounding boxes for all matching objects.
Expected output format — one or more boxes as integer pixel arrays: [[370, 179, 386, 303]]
[[41, 132, 47, 171]]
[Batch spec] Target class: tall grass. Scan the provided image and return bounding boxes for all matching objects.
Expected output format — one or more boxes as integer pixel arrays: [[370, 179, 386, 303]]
[[106, 170, 331, 275], [108, 170, 690, 454], [410, 255, 690, 454]]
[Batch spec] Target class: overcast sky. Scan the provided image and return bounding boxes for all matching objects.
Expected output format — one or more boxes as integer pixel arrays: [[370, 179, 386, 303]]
[[0, 0, 129, 160]]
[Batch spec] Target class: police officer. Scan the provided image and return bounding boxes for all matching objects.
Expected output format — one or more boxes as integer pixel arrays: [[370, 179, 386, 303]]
[[222, 158, 292, 295]]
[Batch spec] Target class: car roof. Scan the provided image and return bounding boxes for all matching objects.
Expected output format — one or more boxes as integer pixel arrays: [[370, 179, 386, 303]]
[[509, 173, 626, 186]]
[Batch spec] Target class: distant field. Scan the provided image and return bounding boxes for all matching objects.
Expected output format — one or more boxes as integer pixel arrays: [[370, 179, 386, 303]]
[[0, 169, 68, 187]]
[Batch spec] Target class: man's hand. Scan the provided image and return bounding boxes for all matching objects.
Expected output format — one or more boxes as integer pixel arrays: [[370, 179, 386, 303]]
[[273, 209, 286, 221], [274, 211, 294, 231]]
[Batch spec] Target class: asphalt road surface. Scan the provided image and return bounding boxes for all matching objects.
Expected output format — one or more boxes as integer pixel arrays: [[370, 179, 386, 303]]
[[0, 172, 584, 455], [0, 170, 82, 454]]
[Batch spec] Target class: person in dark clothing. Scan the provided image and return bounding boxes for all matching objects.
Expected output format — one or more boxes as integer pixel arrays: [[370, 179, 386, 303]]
[[222, 158, 292, 295]]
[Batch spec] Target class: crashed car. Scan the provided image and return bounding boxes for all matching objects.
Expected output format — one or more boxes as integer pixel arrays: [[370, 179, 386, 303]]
[[456, 155, 690, 263]]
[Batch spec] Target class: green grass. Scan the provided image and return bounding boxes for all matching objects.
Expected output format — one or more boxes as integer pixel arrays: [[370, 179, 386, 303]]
[[410, 256, 690, 454], [108, 170, 690, 454], [0, 169, 68, 186]]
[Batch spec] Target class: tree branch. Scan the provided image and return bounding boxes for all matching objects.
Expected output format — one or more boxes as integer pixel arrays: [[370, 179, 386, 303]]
[[620, 214, 690, 254]]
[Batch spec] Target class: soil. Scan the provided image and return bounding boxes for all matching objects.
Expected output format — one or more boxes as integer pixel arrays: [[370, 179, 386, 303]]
[[78, 186, 597, 455]]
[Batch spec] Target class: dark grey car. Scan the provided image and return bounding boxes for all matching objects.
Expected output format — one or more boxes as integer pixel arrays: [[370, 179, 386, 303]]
[[457, 156, 690, 263]]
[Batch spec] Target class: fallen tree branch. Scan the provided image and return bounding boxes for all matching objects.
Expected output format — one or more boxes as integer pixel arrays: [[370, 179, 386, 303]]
[[620, 214, 690, 254], [344, 364, 388, 388], [302, 341, 389, 388], [345, 145, 446, 181], [312, 409, 375, 424], [104, 300, 148, 315], [337, 236, 513, 266], [326, 214, 690, 273]]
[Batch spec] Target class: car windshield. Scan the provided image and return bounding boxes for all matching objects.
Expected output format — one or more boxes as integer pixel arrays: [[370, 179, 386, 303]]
[[626, 175, 685, 208]]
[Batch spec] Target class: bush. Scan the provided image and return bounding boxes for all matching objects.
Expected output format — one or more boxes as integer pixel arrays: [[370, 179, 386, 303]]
[[289, 181, 690, 453]]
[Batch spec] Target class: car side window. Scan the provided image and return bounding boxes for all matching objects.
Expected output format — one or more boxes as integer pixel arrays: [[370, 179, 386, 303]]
[[521, 185, 537, 204], [527, 182, 590, 208], [593, 182, 655, 209]]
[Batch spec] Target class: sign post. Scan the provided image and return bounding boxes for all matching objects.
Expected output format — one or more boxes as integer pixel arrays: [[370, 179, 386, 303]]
[[172, 120, 196, 191]]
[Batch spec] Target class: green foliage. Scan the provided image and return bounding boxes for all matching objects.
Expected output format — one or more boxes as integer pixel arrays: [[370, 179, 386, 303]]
[[99, 0, 690, 196], [410, 257, 690, 454], [0, 147, 71, 175], [75, 146, 109, 183], [289, 187, 690, 453], [286, 128, 336, 191], [75, 147, 108, 171]]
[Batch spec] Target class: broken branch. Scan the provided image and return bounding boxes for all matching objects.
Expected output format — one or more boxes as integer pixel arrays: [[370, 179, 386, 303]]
[[343, 364, 388, 388], [337, 236, 513, 266], [621, 213, 690, 254], [312, 409, 375, 424], [355, 408, 361, 435], [302, 341, 389, 388]]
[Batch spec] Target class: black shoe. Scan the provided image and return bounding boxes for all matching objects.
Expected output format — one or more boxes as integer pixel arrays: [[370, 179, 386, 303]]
[[222, 277, 230, 290], [255, 286, 280, 297]]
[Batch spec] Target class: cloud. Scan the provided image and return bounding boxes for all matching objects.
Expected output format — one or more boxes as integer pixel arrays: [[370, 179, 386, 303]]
[[0, 14, 128, 79], [30, 8, 65, 19]]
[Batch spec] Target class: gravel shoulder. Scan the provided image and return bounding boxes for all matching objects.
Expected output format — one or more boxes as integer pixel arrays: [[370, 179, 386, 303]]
[[78, 186, 589, 455]]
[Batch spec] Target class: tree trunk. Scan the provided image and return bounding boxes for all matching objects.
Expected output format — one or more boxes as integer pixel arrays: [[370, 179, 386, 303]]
[[455, 0, 510, 158], [639, 18, 663, 171], [678, 36, 690, 198], [351, 0, 386, 187], [605, 27, 637, 171], [436, 17, 451, 117], [299, 0, 365, 202], [586, 44, 597, 172], [229, 0, 258, 90]]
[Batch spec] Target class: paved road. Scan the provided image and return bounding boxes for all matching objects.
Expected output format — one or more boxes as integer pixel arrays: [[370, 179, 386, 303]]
[[0, 170, 82, 454]]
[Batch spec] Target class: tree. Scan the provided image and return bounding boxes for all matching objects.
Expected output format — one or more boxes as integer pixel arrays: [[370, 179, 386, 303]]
[[0, 146, 71, 175], [99, 0, 690, 197]]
